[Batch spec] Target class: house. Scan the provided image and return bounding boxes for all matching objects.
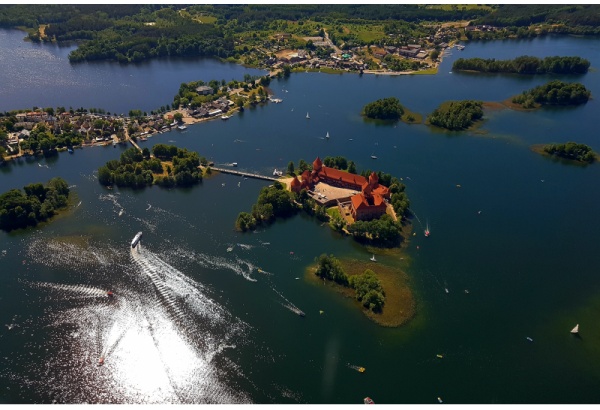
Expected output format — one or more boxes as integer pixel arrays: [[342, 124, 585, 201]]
[[416, 51, 428, 59], [196, 85, 214, 95], [372, 48, 388, 59], [275, 33, 292, 41]]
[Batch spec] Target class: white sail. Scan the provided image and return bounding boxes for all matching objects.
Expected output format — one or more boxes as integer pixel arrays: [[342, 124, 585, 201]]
[[571, 324, 579, 334]]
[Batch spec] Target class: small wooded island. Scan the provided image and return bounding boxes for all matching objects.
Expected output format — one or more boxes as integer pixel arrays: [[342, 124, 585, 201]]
[[362, 97, 422, 124], [427, 100, 484, 130], [510, 80, 591, 109], [98, 145, 205, 188], [452, 55, 590, 74], [532, 142, 598, 164], [0, 177, 70, 231], [307, 254, 414, 327]]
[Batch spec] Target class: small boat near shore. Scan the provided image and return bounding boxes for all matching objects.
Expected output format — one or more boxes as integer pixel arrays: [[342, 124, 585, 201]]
[[221, 115, 231, 120], [177, 125, 187, 130], [370, 254, 377, 262], [131, 231, 142, 248]]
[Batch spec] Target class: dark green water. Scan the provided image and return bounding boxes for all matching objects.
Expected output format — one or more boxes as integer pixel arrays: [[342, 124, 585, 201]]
[[1, 35, 600, 404]]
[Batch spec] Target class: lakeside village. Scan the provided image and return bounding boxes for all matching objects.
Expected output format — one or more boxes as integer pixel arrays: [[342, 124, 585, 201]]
[[0, 20, 498, 161], [260, 22, 481, 74]]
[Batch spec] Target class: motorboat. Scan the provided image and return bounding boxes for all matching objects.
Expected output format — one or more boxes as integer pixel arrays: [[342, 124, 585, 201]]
[[131, 231, 143, 248], [364, 397, 374, 404], [221, 115, 231, 120], [177, 125, 187, 130]]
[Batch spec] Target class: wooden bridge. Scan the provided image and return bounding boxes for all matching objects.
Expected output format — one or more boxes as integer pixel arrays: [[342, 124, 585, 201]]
[[209, 166, 279, 182]]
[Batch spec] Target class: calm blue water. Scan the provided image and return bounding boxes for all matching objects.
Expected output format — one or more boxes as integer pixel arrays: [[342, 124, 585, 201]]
[[0, 29, 265, 114], [1, 33, 600, 404]]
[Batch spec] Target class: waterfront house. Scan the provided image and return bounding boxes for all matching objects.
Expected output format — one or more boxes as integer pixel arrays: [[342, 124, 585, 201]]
[[196, 85, 214, 96]]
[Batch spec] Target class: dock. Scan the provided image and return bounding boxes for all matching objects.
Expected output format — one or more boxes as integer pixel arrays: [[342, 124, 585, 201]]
[[208, 166, 279, 182]]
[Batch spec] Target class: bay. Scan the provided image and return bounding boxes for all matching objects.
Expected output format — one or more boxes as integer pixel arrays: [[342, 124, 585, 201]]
[[1, 33, 600, 404]]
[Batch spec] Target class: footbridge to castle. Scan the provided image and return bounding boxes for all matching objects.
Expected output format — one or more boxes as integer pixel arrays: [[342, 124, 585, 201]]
[[208, 167, 279, 182]]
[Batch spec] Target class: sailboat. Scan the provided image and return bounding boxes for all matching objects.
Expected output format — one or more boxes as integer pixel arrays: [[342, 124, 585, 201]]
[[370, 254, 377, 262], [306, 112, 310, 119], [325, 131, 330, 139], [571, 324, 579, 334]]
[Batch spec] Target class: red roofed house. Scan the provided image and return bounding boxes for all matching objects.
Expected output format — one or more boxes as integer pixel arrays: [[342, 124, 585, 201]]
[[291, 157, 390, 221]]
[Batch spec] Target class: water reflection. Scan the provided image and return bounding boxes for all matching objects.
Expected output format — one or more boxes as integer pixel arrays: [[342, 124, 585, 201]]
[[13, 236, 252, 403]]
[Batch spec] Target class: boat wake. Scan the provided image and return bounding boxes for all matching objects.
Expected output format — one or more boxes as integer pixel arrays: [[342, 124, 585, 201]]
[[16, 237, 253, 404], [160, 247, 259, 283], [270, 285, 305, 317]]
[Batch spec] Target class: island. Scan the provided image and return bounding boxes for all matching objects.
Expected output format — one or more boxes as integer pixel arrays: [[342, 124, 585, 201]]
[[236, 156, 411, 248], [97, 145, 204, 188], [452, 55, 590, 74], [426, 100, 484, 130], [0, 177, 70, 231], [307, 254, 415, 327], [510, 80, 591, 109], [531, 142, 598, 164], [362, 97, 422, 123]]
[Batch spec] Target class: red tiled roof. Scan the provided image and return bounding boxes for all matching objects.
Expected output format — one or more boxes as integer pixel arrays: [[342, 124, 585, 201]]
[[351, 192, 386, 211], [291, 176, 301, 187], [319, 166, 366, 188]]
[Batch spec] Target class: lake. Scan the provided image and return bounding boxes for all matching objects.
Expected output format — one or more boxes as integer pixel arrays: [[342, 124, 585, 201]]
[[1, 32, 600, 404]]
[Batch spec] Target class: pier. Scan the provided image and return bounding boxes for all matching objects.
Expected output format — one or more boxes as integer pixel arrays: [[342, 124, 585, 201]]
[[208, 166, 279, 182]]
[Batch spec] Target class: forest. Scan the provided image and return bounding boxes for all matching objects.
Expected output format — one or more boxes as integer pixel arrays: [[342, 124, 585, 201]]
[[511, 81, 591, 108], [97, 145, 202, 189], [452, 56, 590, 75], [2, 5, 600, 65], [427, 100, 484, 131], [543, 142, 596, 163], [0, 177, 70, 231], [362, 97, 405, 121], [315, 254, 386, 313]]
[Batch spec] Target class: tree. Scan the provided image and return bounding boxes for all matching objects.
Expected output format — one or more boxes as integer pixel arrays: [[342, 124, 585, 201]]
[[173, 112, 184, 122], [315, 254, 349, 285], [287, 161, 295, 175]]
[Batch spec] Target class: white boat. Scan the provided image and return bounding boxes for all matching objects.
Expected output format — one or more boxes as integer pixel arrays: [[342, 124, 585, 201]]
[[306, 112, 310, 119], [221, 115, 231, 120], [177, 125, 187, 130], [232, 162, 238, 167], [371, 154, 377, 159], [571, 324, 579, 334], [131, 231, 142, 248], [424, 222, 430, 237], [370, 254, 376, 262], [273, 169, 283, 176], [325, 132, 330, 139]]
